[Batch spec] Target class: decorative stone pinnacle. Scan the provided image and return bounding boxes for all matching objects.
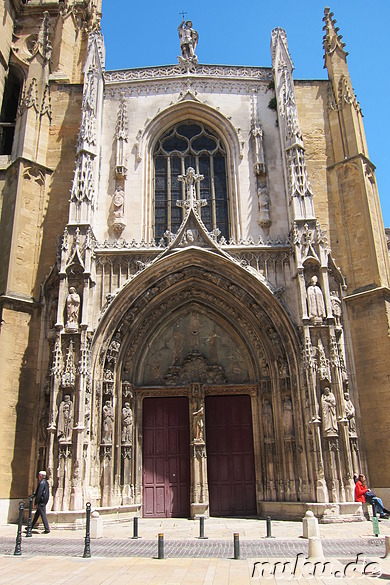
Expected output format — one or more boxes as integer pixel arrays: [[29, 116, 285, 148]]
[[177, 167, 207, 216]]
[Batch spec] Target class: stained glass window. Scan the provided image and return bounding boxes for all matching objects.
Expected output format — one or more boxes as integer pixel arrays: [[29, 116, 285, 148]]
[[154, 122, 229, 241]]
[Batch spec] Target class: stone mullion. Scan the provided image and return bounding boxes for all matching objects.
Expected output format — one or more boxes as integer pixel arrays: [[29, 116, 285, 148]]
[[167, 156, 171, 230], [134, 392, 143, 509], [189, 385, 208, 518], [210, 155, 217, 230]]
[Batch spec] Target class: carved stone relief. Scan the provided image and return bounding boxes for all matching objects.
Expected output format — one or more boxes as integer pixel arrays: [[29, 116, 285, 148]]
[[138, 310, 251, 386]]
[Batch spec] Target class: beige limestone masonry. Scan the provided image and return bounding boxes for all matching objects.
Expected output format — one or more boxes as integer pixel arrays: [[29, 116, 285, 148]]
[[0, 4, 389, 525]]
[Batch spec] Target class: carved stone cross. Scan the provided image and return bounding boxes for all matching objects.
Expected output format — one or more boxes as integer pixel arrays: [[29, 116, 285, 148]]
[[177, 167, 207, 217]]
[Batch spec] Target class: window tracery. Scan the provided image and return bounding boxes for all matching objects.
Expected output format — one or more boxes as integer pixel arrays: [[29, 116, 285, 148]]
[[153, 121, 229, 240]]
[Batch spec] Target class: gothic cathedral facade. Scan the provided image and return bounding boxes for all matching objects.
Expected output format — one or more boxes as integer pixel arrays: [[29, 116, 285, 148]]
[[0, 0, 389, 523]]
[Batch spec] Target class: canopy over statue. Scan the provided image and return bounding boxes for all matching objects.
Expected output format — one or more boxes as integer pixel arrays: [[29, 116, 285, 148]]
[[178, 18, 198, 65]]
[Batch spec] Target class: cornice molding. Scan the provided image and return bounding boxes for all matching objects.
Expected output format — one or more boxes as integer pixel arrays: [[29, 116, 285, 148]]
[[343, 285, 390, 303]]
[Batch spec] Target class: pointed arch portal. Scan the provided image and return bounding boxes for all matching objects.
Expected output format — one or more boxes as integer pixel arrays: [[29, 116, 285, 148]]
[[88, 246, 315, 518]]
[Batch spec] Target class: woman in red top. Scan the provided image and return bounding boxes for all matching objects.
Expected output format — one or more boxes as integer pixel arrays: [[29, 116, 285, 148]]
[[355, 474, 389, 518]]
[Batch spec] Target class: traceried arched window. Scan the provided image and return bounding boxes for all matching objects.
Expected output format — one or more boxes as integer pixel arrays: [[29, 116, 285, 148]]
[[154, 121, 229, 241]]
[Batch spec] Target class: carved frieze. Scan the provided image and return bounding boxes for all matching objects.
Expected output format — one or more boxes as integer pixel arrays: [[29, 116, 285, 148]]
[[105, 64, 272, 84]]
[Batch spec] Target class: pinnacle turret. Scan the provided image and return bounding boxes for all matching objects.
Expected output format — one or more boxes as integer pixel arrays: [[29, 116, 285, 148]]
[[322, 7, 348, 64]]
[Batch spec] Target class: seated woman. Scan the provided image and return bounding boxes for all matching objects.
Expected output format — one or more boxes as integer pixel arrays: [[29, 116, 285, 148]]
[[355, 474, 389, 519]]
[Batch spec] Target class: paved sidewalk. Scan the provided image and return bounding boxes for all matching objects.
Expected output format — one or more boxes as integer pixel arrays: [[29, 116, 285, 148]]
[[1, 518, 389, 585]]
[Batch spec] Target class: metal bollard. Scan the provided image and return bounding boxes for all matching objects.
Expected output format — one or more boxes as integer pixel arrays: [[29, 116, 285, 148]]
[[158, 533, 164, 559], [14, 501, 25, 556], [132, 516, 139, 539], [25, 494, 34, 538], [233, 533, 240, 559], [266, 516, 274, 538], [83, 502, 92, 558], [198, 516, 208, 539]]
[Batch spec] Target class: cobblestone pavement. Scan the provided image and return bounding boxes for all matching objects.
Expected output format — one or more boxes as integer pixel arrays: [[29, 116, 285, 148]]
[[0, 534, 386, 559], [1, 519, 390, 585]]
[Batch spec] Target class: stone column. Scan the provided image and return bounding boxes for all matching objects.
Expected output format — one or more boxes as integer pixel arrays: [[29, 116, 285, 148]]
[[189, 385, 209, 518]]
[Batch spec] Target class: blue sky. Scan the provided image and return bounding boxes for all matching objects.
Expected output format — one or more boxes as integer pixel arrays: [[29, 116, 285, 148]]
[[101, 0, 390, 226]]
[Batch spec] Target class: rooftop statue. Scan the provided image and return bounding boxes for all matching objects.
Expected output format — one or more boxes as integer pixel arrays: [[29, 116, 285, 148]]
[[178, 18, 198, 65]]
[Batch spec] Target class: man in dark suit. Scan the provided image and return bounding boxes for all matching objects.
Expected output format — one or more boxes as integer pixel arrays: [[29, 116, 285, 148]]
[[30, 471, 50, 533]]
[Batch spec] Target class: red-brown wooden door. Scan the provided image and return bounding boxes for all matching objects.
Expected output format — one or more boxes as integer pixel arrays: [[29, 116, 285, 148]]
[[143, 396, 190, 517], [205, 395, 256, 516]]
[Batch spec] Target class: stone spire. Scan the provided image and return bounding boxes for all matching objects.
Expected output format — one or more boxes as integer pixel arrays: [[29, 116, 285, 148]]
[[323, 7, 348, 67], [271, 27, 315, 222], [323, 7, 367, 160]]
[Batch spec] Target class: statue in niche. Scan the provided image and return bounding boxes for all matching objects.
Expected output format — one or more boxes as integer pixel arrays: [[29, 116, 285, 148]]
[[178, 18, 198, 63], [102, 400, 114, 444], [307, 276, 326, 323], [317, 338, 331, 382], [278, 356, 288, 377], [57, 394, 73, 443], [113, 186, 124, 219], [111, 185, 126, 234], [193, 405, 204, 442], [330, 290, 342, 328], [263, 400, 274, 439], [121, 402, 133, 444], [258, 186, 271, 227], [343, 391, 357, 436], [65, 287, 80, 330], [282, 397, 294, 438], [321, 387, 338, 437]]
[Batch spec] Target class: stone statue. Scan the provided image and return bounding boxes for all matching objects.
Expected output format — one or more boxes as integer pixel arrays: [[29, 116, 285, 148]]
[[330, 290, 342, 328], [65, 286, 80, 330], [307, 276, 326, 323], [282, 397, 294, 438], [112, 186, 124, 219], [121, 402, 133, 444], [193, 405, 204, 442], [178, 19, 198, 63], [102, 400, 114, 444], [343, 391, 357, 436], [258, 186, 271, 227], [263, 400, 274, 439], [111, 185, 126, 234], [57, 394, 73, 443], [321, 387, 338, 437]]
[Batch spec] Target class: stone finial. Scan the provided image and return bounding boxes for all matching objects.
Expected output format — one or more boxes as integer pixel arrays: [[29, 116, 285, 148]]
[[322, 8, 348, 59]]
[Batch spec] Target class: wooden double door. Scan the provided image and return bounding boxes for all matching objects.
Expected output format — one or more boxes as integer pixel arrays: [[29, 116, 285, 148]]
[[142, 394, 256, 517]]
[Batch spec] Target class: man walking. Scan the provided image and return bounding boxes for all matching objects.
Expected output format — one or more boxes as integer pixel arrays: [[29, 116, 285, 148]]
[[31, 471, 50, 533]]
